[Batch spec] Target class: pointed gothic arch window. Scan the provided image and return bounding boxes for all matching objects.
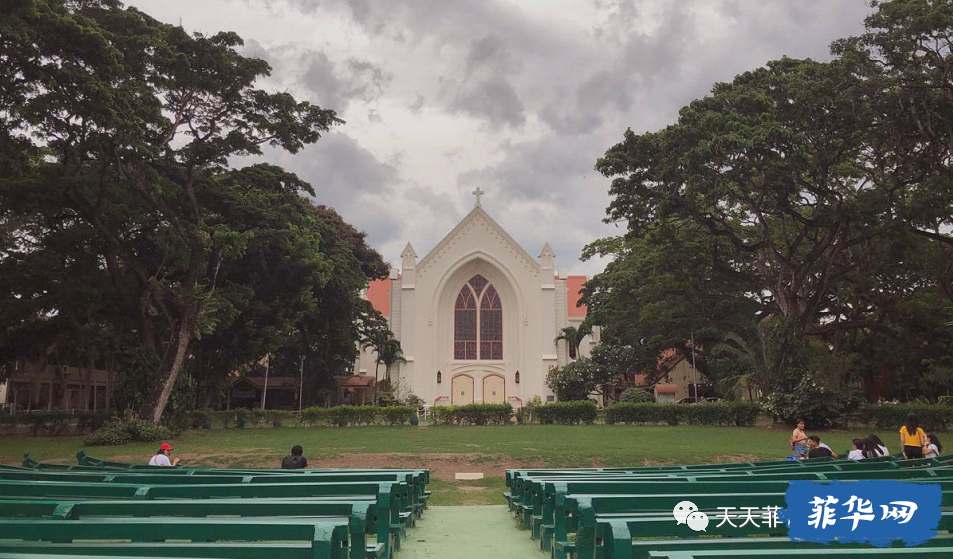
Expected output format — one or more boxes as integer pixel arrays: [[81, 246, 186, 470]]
[[453, 275, 503, 360]]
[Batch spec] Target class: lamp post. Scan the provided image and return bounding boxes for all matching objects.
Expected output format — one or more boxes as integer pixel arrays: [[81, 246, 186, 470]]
[[260, 353, 269, 410], [298, 355, 306, 413]]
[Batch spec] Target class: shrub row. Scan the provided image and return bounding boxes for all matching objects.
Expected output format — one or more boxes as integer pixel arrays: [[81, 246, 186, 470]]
[[858, 404, 953, 431], [0, 411, 112, 435], [430, 403, 513, 425], [298, 405, 417, 427], [189, 409, 298, 429], [537, 400, 599, 425], [606, 402, 762, 426], [85, 416, 173, 446]]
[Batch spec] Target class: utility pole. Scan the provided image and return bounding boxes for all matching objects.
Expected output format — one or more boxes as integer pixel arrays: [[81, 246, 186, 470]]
[[298, 355, 306, 413], [260, 353, 269, 410]]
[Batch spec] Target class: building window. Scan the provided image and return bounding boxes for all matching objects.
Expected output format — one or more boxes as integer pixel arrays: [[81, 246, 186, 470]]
[[568, 343, 577, 360], [453, 274, 503, 360], [454, 286, 477, 360], [514, 371, 520, 384], [437, 371, 442, 384]]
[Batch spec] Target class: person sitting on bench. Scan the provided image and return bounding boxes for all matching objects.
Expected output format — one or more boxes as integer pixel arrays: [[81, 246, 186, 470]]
[[149, 442, 180, 466], [806, 435, 837, 458], [281, 444, 308, 469]]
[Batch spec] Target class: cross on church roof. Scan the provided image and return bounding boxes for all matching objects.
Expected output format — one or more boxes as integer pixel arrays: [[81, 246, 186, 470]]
[[472, 187, 484, 207]]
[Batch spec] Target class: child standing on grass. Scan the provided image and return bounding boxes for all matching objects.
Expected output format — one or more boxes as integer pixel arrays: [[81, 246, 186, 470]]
[[790, 419, 807, 458]]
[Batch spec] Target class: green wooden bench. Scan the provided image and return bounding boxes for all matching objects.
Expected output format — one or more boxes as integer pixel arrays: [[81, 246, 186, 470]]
[[569, 509, 953, 559], [646, 549, 953, 559], [0, 470, 425, 512], [0, 498, 392, 559], [0, 518, 353, 559], [552, 490, 953, 557], [508, 458, 952, 509], [629, 534, 953, 559], [522, 467, 953, 529], [0, 542, 380, 559], [75, 452, 432, 486], [0, 479, 411, 534]]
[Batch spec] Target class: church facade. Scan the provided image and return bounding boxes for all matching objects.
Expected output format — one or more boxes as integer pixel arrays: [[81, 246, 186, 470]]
[[357, 195, 595, 408]]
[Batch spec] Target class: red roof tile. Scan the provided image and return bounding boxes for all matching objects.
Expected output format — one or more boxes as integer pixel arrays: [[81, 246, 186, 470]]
[[367, 279, 390, 317], [566, 275, 588, 318], [338, 376, 376, 387], [655, 383, 677, 394]]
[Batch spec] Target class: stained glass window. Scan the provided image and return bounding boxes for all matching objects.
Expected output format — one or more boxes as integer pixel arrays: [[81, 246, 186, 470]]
[[480, 285, 502, 359], [454, 288, 477, 360], [468, 274, 488, 297], [453, 276, 503, 360]]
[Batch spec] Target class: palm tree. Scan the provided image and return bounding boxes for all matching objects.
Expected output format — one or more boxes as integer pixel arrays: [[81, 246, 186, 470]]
[[377, 338, 407, 385], [360, 329, 405, 401], [554, 323, 593, 361]]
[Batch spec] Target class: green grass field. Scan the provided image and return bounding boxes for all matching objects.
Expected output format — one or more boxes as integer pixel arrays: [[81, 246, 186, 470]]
[[0, 424, 936, 505]]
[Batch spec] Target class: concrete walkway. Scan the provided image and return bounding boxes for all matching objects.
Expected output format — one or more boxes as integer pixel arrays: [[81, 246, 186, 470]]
[[401, 505, 545, 559]]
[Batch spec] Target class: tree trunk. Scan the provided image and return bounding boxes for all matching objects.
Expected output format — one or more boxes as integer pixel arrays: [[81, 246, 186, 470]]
[[140, 317, 193, 425]]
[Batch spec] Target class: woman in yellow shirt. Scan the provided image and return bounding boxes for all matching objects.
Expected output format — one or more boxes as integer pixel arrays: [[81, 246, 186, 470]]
[[899, 413, 926, 459]]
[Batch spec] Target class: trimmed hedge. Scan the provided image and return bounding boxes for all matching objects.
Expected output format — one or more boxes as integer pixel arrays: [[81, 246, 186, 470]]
[[298, 405, 416, 427], [430, 404, 513, 425], [537, 400, 598, 425], [618, 388, 655, 403], [859, 404, 953, 431], [0, 411, 112, 435], [189, 409, 296, 429], [606, 401, 761, 426]]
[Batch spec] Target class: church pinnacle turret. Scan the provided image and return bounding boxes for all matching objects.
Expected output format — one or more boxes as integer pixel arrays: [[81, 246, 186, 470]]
[[401, 242, 417, 269], [539, 242, 555, 271]]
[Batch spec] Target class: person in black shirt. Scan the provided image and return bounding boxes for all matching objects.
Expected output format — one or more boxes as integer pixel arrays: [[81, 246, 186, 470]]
[[806, 435, 835, 458], [281, 445, 308, 469]]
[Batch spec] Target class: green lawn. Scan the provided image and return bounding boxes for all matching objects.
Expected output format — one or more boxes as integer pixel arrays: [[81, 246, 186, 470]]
[[0, 424, 932, 505]]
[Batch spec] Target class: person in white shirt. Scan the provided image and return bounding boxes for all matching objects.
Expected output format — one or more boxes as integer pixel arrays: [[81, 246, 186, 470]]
[[868, 434, 889, 457], [847, 438, 870, 461], [923, 433, 942, 458], [148, 442, 180, 466]]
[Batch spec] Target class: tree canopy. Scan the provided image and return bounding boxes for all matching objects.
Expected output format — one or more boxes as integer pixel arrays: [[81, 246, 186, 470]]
[[0, 0, 389, 421], [586, 0, 953, 403]]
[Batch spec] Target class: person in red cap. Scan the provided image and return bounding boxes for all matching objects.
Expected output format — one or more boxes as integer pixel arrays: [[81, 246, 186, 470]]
[[148, 442, 180, 466]]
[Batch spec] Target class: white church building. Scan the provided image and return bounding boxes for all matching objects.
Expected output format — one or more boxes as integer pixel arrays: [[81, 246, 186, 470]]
[[356, 191, 597, 407]]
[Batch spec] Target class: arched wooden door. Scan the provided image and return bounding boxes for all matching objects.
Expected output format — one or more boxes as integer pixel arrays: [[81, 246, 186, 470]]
[[452, 374, 474, 405], [483, 374, 505, 404]]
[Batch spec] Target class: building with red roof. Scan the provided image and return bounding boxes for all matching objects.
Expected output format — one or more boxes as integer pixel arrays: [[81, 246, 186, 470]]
[[356, 193, 595, 407]]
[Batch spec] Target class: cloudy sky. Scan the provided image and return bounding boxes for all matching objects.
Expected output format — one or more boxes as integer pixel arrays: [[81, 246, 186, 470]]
[[129, 0, 872, 276]]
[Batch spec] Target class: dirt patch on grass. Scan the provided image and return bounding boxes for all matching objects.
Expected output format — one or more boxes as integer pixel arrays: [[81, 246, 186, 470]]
[[307, 452, 545, 481]]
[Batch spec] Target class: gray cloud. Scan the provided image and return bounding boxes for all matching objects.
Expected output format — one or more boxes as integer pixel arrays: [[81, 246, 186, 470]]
[[243, 132, 403, 245], [449, 76, 526, 128], [408, 95, 425, 113], [129, 0, 874, 274], [300, 53, 390, 112]]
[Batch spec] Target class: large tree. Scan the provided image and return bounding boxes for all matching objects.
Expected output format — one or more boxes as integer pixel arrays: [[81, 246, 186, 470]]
[[0, 0, 385, 422], [581, 219, 767, 370], [591, 0, 953, 402], [597, 57, 887, 337]]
